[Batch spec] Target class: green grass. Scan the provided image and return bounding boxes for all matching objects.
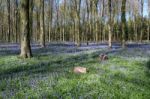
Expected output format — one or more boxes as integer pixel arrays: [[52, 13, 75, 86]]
[[0, 49, 150, 99]]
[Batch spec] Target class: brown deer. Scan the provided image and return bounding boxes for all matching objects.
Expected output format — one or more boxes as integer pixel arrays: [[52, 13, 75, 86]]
[[99, 54, 108, 61]]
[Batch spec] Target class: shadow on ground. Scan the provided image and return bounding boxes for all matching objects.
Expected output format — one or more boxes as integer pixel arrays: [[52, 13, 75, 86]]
[[0, 52, 98, 80], [146, 60, 150, 77]]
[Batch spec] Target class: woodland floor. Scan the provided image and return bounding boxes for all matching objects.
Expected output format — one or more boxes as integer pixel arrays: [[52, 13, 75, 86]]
[[0, 42, 150, 99]]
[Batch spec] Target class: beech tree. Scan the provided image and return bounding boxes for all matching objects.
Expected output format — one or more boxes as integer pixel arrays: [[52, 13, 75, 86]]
[[7, 0, 11, 42], [121, 0, 127, 48], [20, 0, 32, 58], [40, 0, 45, 47], [108, 0, 112, 48], [147, 0, 150, 41]]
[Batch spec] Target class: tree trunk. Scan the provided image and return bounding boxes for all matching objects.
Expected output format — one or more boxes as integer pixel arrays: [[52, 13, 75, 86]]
[[147, 23, 150, 41], [121, 0, 127, 48], [108, 0, 112, 48], [7, 0, 11, 42], [20, 0, 32, 58], [40, 0, 45, 47], [15, 0, 19, 43], [140, 0, 144, 42], [29, 0, 33, 42], [148, 1, 150, 42]]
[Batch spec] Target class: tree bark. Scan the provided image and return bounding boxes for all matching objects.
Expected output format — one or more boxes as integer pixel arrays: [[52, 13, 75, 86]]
[[108, 0, 112, 48], [29, 0, 33, 42], [40, 0, 45, 47], [140, 0, 144, 42], [121, 0, 127, 48], [7, 0, 11, 42], [20, 0, 32, 58]]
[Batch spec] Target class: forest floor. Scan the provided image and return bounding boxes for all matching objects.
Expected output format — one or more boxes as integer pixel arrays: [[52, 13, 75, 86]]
[[0, 42, 150, 99]]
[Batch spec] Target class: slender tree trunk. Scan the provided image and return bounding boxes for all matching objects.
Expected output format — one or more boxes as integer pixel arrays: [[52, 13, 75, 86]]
[[40, 0, 45, 47], [108, 0, 112, 48], [147, 22, 150, 41], [48, 0, 53, 42], [20, 0, 32, 58], [86, 0, 89, 45], [93, 0, 99, 44], [29, 0, 33, 42], [148, 2, 150, 42], [7, 0, 11, 42], [15, 0, 19, 43], [100, 0, 104, 42], [47, 0, 50, 42], [121, 0, 127, 48], [140, 0, 144, 42], [134, 17, 138, 42], [74, 0, 81, 47]]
